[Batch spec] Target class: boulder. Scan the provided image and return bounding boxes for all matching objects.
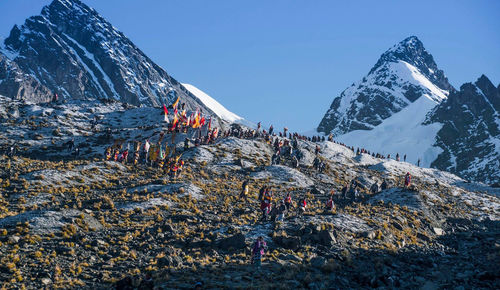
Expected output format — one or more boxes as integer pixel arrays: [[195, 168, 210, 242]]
[[41, 278, 52, 286], [310, 256, 327, 269], [8, 235, 20, 243], [273, 235, 301, 251], [317, 230, 336, 246], [216, 233, 246, 250], [157, 256, 183, 268], [362, 231, 376, 239]]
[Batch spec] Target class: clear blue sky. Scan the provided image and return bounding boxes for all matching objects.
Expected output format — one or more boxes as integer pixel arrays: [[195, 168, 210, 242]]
[[1, 0, 499, 132]]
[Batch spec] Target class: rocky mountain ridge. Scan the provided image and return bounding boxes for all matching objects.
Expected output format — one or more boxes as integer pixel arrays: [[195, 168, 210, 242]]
[[427, 74, 500, 183], [0, 0, 228, 123]]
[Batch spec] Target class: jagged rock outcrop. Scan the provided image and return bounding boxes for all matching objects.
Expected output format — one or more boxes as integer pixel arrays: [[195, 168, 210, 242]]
[[427, 75, 500, 183], [0, 52, 52, 102]]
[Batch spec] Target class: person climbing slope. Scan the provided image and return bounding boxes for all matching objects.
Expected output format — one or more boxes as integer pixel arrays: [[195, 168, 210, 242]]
[[251, 236, 267, 268], [404, 172, 411, 189]]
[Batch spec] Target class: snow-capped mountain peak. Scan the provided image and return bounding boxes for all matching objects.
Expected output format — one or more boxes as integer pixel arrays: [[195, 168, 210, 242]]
[[370, 36, 453, 92], [317, 36, 453, 137], [316, 36, 498, 183]]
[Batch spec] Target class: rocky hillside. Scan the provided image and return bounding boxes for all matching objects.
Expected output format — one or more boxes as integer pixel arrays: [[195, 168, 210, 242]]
[[0, 0, 223, 119], [0, 98, 498, 289], [427, 75, 500, 184]]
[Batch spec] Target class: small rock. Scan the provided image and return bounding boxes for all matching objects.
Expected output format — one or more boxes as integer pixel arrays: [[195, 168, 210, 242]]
[[362, 231, 376, 239], [41, 278, 52, 285], [8, 235, 20, 243], [279, 253, 303, 263], [417, 232, 431, 242], [433, 227, 444, 236]]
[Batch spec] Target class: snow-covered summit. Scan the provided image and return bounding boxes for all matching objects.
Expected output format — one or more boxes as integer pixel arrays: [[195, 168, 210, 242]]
[[317, 36, 452, 136], [371, 36, 453, 92], [317, 36, 498, 184]]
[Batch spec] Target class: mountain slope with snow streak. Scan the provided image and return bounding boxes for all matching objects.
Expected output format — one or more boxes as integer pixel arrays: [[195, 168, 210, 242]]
[[182, 83, 254, 127], [336, 94, 443, 167], [0, 0, 219, 119], [181, 84, 242, 122]]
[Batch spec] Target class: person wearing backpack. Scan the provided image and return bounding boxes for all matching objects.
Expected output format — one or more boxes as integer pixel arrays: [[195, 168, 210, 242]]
[[404, 172, 411, 189], [325, 195, 335, 213], [251, 236, 267, 267]]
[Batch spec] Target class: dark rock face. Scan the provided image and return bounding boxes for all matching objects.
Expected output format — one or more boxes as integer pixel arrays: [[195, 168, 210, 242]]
[[317, 36, 453, 136], [0, 0, 212, 113], [0, 52, 53, 102], [216, 233, 246, 250], [427, 75, 500, 183]]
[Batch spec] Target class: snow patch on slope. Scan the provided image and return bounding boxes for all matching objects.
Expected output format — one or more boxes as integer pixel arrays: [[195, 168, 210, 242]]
[[336, 95, 443, 167], [181, 83, 253, 127], [397, 61, 448, 102]]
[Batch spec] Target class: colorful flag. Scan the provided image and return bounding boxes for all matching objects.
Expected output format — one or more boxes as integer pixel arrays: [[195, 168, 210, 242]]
[[172, 114, 179, 127], [172, 96, 180, 109], [163, 104, 169, 123], [192, 112, 201, 128]]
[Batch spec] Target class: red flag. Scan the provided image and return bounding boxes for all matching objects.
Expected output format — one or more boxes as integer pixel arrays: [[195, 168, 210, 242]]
[[208, 117, 212, 131], [200, 117, 206, 126], [163, 104, 168, 115]]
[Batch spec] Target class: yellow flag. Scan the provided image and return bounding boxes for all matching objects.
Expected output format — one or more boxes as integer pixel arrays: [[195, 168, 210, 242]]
[[172, 96, 180, 109]]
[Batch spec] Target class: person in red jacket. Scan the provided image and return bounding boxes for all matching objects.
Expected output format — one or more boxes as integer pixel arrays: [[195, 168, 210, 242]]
[[325, 195, 335, 213], [284, 193, 292, 212], [404, 172, 411, 188], [121, 150, 129, 164]]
